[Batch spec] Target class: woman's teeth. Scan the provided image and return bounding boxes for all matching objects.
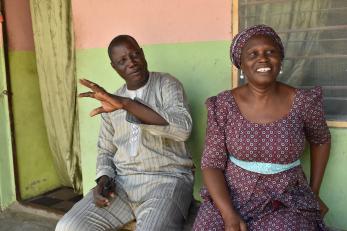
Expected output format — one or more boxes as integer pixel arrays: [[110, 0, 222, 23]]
[[256, 67, 271, 72]]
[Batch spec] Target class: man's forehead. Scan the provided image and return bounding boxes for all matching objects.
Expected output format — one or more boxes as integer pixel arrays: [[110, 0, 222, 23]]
[[110, 46, 132, 57], [114, 37, 139, 48], [111, 41, 139, 53]]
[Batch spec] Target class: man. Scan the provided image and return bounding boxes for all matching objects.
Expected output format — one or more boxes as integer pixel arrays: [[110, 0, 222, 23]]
[[55, 35, 194, 231]]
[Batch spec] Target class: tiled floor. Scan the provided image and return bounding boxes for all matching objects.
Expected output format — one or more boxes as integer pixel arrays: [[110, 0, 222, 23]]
[[23, 187, 82, 214]]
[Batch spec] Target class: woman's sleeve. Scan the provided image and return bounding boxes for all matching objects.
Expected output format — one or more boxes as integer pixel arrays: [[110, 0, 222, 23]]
[[201, 96, 228, 170], [303, 87, 331, 144]]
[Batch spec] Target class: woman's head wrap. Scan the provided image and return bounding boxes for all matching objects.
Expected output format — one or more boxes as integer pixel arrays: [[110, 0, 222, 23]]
[[230, 24, 284, 69]]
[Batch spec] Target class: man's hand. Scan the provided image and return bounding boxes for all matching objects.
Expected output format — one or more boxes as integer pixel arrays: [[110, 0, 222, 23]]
[[223, 213, 248, 231], [93, 176, 116, 207], [79, 79, 125, 116]]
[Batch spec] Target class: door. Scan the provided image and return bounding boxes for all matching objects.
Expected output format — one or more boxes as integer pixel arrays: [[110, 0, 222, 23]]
[[0, 9, 16, 209]]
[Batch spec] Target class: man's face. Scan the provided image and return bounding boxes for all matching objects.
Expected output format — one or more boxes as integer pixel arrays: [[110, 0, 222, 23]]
[[110, 40, 149, 90]]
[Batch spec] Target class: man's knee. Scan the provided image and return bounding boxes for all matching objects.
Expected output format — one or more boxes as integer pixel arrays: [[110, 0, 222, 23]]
[[136, 199, 185, 231], [55, 215, 85, 231], [55, 217, 69, 231]]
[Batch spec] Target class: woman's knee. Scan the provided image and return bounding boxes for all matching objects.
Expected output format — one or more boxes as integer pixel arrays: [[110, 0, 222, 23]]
[[192, 202, 224, 231]]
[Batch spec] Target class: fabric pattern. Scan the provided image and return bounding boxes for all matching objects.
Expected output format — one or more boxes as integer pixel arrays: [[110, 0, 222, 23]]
[[193, 87, 331, 231], [230, 24, 285, 69], [126, 85, 145, 157]]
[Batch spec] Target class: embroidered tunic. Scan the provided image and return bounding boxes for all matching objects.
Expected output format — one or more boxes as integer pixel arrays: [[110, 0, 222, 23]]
[[96, 72, 194, 218], [55, 72, 194, 231]]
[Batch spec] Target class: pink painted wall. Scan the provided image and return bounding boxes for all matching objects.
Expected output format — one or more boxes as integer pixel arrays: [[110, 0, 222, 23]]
[[0, 16, 3, 47], [4, 0, 231, 50], [72, 0, 231, 48], [3, 0, 34, 51]]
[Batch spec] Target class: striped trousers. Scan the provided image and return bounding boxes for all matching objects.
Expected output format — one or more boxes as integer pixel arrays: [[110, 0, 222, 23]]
[[55, 174, 193, 231]]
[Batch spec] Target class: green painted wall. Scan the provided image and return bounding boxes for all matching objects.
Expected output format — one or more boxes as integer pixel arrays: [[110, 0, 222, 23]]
[[301, 129, 347, 230], [0, 47, 16, 209], [76, 41, 347, 229], [9, 51, 61, 200]]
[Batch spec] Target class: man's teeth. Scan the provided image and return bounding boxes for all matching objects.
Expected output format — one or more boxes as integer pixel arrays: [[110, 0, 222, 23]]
[[256, 67, 271, 72]]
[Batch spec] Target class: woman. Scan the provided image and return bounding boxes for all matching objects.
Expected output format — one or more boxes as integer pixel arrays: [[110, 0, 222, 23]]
[[193, 25, 331, 231]]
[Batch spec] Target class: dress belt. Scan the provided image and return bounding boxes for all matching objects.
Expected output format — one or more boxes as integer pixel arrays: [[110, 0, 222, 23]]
[[229, 155, 300, 174]]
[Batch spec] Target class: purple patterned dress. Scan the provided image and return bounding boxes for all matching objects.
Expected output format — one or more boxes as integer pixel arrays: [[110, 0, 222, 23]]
[[193, 87, 331, 231]]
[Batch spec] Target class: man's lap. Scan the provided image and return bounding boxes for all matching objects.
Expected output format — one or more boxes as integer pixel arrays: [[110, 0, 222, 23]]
[[55, 190, 134, 231], [56, 175, 193, 231]]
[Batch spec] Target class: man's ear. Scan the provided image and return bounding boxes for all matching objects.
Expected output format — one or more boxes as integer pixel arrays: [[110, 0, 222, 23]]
[[110, 62, 116, 70], [141, 48, 147, 62]]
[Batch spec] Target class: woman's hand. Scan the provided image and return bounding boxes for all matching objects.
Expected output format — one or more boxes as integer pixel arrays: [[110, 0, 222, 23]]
[[317, 196, 329, 217], [79, 79, 125, 116], [202, 168, 248, 231], [223, 213, 248, 231], [93, 175, 116, 207]]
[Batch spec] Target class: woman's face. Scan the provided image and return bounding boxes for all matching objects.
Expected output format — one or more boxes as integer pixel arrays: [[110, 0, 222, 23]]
[[240, 34, 282, 87]]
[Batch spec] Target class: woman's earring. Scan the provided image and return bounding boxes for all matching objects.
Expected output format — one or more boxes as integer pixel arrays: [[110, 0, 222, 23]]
[[240, 70, 244, 79], [279, 66, 283, 74]]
